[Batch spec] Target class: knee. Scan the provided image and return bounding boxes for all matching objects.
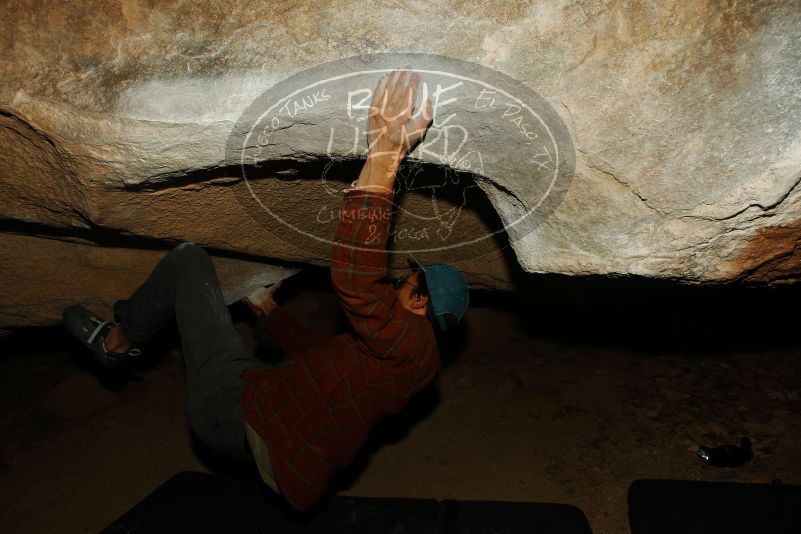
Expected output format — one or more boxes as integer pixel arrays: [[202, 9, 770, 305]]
[[166, 242, 213, 277], [184, 384, 212, 436], [185, 400, 207, 438], [171, 241, 210, 263]]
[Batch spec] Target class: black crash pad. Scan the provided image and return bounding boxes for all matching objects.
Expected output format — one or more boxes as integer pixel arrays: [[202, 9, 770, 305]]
[[103, 471, 592, 533], [628, 479, 801, 534]]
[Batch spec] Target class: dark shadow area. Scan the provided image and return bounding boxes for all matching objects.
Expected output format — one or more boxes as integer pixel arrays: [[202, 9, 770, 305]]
[[475, 269, 801, 357]]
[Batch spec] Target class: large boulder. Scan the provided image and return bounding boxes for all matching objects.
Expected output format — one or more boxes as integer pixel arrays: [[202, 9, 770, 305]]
[[1, 0, 800, 328]]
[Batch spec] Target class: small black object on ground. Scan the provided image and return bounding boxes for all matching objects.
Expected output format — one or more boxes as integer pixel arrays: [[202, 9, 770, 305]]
[[697, 436, 754, 468]]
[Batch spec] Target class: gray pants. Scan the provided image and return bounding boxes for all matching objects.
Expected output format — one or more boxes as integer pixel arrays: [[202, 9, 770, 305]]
[[112, 242, 268, 461]]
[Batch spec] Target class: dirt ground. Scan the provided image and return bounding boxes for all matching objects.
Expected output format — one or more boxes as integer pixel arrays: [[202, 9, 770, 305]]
[[1, 279, 800, 533]]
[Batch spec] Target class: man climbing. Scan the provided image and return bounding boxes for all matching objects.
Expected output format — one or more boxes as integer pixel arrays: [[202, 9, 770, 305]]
[[62, 65, 469, 511]]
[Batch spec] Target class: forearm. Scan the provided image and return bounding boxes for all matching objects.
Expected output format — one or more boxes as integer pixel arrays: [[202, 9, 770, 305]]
[[330, 66, 432, 349], [355, 153, 399, 192]]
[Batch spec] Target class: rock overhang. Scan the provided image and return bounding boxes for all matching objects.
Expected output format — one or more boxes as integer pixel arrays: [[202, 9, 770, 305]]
[[1, 0, 800, 328]]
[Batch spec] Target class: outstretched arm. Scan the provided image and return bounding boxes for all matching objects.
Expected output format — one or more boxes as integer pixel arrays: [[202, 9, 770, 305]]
[[330, 66, 433, 358]]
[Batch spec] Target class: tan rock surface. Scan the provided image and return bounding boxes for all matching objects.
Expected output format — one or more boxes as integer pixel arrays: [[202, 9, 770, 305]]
[[1, 0, 800, 327], [0, 233, 296, 327]]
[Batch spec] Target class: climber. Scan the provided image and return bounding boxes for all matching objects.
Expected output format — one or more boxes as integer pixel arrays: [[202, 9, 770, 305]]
[[62, 65, 469, 511]]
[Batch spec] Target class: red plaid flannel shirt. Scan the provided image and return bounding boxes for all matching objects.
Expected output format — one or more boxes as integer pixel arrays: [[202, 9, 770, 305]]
[[240, 188, 440, 511]]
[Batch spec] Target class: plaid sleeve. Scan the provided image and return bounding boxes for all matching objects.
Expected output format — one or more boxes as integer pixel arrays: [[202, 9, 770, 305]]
[[330, 189, 403, 358]]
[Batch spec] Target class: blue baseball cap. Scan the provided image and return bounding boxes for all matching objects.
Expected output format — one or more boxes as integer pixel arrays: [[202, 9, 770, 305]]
[[409, 255, 469, 331]]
